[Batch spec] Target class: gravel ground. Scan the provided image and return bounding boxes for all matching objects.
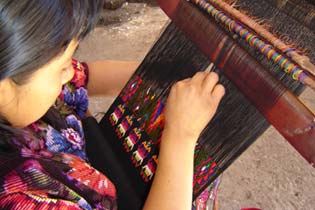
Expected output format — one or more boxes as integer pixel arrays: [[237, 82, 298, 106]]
[[75, 3, 315, 210]]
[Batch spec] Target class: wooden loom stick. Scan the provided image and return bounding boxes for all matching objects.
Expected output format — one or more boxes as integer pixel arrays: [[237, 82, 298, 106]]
[[157, 0, 315, 165], [264, 0, 315, 31], [198, 0, 315, 80], [192, 0, 315, 90]]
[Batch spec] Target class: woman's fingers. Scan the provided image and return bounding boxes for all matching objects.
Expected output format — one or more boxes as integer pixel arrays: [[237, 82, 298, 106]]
[[176, 71, 223, 100], [191, 71, 207, 86], [202, 72, 219, 93], [199, 71, 225, 106], [212, 84, 225, 104], [179, 78, 191, 84]]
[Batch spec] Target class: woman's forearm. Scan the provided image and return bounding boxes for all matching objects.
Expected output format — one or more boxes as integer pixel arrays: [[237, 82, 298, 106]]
[[142, 130, 196, 210], [143, 72, 225, 210], [87, 60, 139, 97]]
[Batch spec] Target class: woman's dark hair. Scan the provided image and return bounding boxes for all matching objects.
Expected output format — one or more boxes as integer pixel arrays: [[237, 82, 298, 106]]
[[0, 0, 103, 83], [0, 0, 103, 140]]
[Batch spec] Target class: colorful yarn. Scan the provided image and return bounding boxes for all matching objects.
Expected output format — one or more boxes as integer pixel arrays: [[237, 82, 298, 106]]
[[192, 0, 308, 83], [193, 144, 219, 195]]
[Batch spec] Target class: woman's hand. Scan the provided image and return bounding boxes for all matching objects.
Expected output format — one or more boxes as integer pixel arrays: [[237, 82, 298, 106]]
[[143, 71, 224, 210], [164, 71, 225, 142]]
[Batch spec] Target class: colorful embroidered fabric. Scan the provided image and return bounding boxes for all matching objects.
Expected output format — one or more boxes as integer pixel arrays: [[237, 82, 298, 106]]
[[0, 59, 117, 209], [103, 73, 220, 209], [107, 75, 219, 192]]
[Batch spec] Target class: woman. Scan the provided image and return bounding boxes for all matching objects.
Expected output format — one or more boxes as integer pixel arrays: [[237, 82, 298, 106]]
[[0, 0, 225, 209]]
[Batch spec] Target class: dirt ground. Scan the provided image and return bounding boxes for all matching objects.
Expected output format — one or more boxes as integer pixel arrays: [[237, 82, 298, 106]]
[[75, 3, 315, 210]]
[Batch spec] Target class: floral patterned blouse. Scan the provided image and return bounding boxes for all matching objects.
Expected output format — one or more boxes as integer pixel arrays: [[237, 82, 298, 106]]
[[0, 59, 117, 210]]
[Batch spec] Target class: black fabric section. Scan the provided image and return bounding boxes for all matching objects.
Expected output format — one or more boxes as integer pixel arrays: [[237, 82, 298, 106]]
[[83, 117, 145, 210]]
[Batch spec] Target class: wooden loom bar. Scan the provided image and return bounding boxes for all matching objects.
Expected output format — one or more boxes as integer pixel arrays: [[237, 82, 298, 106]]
[[157, 0, 315, 165], [191, 0, 315, 89], [203, 0, 315, 78]]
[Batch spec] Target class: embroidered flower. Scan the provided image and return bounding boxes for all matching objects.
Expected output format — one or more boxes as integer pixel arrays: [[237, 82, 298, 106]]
[[46, 126, 70, 153], [60, 87, 88, 119], [65, 115, 84, 137], [73, 88, 88, 119], [71, 64, 87, 88], [46, 126, 86, 160], [61, 128, 83, 150], [62, 87, 75, 106]]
